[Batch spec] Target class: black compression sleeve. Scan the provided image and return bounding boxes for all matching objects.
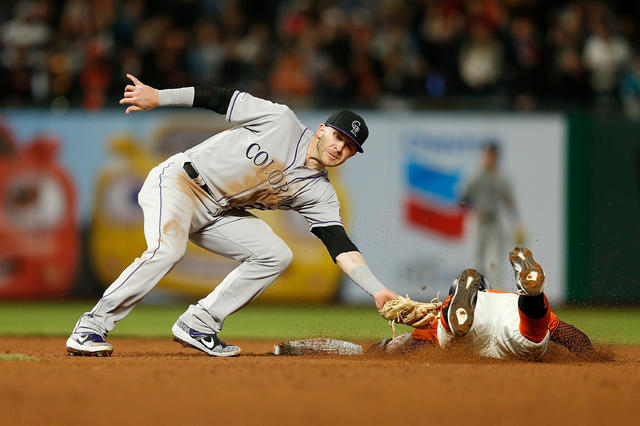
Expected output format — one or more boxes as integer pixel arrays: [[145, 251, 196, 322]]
[[311, 225, 359, 263], [193, 86, 235, 114]]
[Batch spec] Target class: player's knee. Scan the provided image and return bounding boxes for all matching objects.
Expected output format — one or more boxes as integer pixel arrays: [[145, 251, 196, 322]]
[[257, 241, 292, 271], [271, 243, 293, 271], [154, 243, 187, 266]]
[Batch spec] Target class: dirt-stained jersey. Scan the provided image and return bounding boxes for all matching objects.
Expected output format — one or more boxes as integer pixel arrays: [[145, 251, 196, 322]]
[[184, 91, 342, 229]]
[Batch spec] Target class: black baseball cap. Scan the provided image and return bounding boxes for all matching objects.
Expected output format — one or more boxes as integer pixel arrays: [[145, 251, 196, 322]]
[[324, 110, 368, 153]]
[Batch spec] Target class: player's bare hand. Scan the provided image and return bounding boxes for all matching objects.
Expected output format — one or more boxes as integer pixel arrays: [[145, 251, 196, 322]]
[[119, 74, 158, 114], [374, 288, 399, 310]]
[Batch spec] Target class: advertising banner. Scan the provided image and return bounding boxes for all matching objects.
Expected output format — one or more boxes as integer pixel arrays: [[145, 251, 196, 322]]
[[0, 123, 79, 298], [2, 110, 566, 304], [2, 111, 342, 302], [297, 113, 567, 305]]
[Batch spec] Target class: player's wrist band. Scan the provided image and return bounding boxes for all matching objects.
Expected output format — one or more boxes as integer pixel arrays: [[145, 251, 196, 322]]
[[347, 264, 386, 297], [158, 87, 195, 107]]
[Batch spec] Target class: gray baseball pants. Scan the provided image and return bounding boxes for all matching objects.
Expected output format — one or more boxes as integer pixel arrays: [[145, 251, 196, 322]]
[[73, 154, 292, 336], [474, 219, 506, 287]]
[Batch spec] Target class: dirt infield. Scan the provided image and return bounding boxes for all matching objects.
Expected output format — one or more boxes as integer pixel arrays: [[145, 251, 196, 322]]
[[1, 337, 638, 425]]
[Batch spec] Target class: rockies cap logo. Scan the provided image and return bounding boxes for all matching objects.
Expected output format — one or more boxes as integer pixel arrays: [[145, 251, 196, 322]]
[[324, 110, 367, 153], [351, 120, 360, 136]]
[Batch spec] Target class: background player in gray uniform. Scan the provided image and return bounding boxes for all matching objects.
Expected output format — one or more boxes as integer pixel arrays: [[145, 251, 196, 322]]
[[461, 142, 525, 286], [66, 74, 399, 357]]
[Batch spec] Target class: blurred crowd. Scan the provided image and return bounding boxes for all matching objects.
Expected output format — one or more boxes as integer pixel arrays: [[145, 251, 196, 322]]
[[1, 0, 640, 113]]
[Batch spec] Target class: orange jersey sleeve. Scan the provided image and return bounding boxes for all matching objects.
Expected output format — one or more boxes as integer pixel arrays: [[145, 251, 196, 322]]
[[412, 315, 440, 344]]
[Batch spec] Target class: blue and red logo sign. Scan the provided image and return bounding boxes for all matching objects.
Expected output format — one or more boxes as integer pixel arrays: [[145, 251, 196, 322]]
[[402, 133, 483, 239], [405, 160, 465, 238]]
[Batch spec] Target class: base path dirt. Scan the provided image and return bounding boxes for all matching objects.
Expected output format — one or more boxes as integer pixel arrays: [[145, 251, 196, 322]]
[[1, 337, 638, 425]]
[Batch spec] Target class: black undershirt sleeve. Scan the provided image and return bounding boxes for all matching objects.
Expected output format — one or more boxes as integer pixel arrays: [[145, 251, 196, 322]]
[[311, 225, 359, 263], [193, 86, 235, 114]]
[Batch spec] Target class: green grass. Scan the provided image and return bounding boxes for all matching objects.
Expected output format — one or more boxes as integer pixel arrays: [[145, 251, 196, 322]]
[[552, 307, 640, 345], [0, 301, 638, 344], [0, 354, 38, 362], [0, 301, 411, 341]]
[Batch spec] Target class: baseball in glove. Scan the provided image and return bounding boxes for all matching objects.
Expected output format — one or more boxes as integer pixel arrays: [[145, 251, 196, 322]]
[[378, 295, 442, 335]]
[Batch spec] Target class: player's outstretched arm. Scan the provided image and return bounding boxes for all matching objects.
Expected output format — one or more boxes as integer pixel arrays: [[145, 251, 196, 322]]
[[336, 251, 399, 309], [119, 75, 236, 115], [550, 319, 600, 358], [119, 74, 159, 114], [310, 225, 398, 308]]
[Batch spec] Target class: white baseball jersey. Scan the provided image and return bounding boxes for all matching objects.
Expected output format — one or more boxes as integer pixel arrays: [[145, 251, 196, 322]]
[[437, 291, 549, 359], [185, 91, 343, 229]]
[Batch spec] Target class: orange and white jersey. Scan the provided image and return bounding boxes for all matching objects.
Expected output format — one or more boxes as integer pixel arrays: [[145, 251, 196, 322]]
[[413, 290, 559, 359]]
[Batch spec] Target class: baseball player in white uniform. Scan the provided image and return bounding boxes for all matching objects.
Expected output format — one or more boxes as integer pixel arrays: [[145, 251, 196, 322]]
[[66, 74, 399, 357], [385, 247, 599, 360]]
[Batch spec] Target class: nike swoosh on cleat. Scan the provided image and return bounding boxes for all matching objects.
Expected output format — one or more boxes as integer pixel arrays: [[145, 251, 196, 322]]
[[76, 335, 91, 344], [199, 337, 216, 350]]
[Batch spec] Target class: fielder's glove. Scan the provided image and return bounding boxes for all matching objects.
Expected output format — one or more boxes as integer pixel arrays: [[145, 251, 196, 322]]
[[378, 296, 442, 331]]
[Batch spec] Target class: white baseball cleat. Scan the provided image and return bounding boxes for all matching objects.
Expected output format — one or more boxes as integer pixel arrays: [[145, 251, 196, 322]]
[[447, 269, 483, 337], [509, 246, 545, 296], [66, 333, 113, 357], [172, 320, 241, 357]]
